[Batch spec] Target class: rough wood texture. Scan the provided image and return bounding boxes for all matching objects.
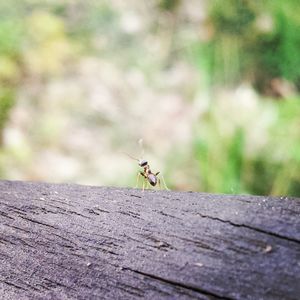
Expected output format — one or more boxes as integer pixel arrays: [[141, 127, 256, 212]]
[[0, 180, 299, 300]]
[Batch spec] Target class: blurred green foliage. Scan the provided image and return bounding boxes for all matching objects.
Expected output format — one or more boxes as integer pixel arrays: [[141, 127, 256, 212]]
[[158, 0, 181, 12], [188, 0, 300, 196], [200, 0, 300, 94], [194, 98, 300, 196], [0, 89, 15, 142], [0, 1, 75, 140], [0, 15, 23, 144]]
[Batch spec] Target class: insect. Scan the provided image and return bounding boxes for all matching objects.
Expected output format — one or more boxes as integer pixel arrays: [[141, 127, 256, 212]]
[[137, 159, 161, 190], [124, 153, 169, 191]]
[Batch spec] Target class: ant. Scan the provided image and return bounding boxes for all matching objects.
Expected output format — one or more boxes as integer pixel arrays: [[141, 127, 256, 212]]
[[124, 153, 169, 191], [137, 159, 161, 190]]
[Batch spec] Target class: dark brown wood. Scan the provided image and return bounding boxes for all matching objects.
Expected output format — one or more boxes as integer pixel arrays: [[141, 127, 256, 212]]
[[0, 180, 299, 300]]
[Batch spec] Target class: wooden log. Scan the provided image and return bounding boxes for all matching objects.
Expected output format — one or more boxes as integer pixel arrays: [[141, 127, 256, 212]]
[[0, 180, 299, 300]]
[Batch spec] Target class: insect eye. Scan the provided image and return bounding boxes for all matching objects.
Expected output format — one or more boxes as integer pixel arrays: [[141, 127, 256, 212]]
[[139, 160, 148, 167]]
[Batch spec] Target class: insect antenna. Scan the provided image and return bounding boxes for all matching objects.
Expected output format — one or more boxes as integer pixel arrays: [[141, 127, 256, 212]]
[[122, 139, 146, 162], [121, 152, 140, 162], [138, 138, 145, 159]]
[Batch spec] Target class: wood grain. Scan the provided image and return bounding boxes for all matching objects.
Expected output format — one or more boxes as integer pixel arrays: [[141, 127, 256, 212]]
[[0, 180, 299, 299]]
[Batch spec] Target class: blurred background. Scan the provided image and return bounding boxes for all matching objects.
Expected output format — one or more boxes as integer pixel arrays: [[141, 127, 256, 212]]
[[0, 0, 299, 196]]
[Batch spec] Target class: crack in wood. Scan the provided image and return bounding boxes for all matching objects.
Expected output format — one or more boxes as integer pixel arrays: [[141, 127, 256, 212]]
[[93, 207, 110, 213], [116, 282, 145, 297], [89, 245, 119, 256], [85, 208, 100, 215], [0, 210, 14, 220], [128, 194, 142, 199], [5, 224, 31, 234], [123, 267, 234, 300], [19, 215, 59, 230], [196, 213, 300, 244], [0, 280, 28, 291], [42, 278, 75, 290], [118, 210, 141, 219], [65, 209, 91, 219], [155, 210, 181, 219]]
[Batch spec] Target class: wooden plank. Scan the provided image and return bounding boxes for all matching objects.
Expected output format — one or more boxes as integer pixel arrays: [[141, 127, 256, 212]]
[[0, 180, 299, 300]]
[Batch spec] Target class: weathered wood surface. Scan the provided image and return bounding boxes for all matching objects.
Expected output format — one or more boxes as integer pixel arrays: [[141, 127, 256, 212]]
[[0, 180, 299, 300]]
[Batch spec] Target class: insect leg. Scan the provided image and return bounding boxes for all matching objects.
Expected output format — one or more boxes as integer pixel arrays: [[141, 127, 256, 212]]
[[160, 174, 170, 190], [158, 178, 161, 189], [147, 180, 151, 190], [135, 172, 141, 188], [135, 175, 139, 188]]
